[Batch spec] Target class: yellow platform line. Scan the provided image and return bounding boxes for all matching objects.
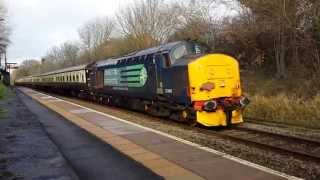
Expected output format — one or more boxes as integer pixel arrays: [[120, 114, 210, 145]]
[[22, 89, 204, 180]]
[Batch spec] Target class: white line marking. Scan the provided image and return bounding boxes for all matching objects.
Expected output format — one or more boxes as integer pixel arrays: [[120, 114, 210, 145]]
[[40, 96, 54, 99], [48, 99, 63, 102], [24, 88, 302, 180], [70, 109, 92, 114]]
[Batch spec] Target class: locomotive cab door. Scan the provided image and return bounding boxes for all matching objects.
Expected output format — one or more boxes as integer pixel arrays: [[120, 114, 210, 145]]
[[88, 67, 103, 92], [95, 70, 104, 89], [154, 53, 168, 95], [154, 52, 190, 104]]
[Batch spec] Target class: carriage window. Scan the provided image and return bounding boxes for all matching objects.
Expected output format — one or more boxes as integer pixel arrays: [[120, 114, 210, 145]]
[[76, 75, 79, 82]]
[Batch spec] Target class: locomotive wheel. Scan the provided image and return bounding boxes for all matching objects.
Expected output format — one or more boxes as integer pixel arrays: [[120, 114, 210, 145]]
[[186, 111, 197, 127], [225, 110, 232, 127], [187, 118, 197, 127]]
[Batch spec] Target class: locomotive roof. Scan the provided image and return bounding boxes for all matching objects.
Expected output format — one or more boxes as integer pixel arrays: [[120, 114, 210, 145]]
[[22, 41, 186, 78], [96, 41, 184, 67]]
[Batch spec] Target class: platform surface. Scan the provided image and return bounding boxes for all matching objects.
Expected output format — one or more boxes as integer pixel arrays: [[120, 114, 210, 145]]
[[19, 87, 299, 180], [17, 89, 162, 180]]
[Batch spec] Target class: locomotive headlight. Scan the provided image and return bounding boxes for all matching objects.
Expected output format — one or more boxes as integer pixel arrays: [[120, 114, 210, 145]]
[[203, 100, 218, 112], [239, 97, 250, 108]]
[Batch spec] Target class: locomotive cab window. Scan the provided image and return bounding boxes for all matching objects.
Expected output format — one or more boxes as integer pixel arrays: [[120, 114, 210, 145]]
[[170, 45, 187, 64], [169, 43, 204, 65]]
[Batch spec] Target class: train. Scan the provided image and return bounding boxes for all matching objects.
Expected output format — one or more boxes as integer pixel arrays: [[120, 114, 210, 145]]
[[15, 41, 249, 127]]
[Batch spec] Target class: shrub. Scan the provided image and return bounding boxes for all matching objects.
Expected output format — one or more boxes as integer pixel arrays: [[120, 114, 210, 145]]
[[0, 82, 7, 99], [245, 94, 320, 129]]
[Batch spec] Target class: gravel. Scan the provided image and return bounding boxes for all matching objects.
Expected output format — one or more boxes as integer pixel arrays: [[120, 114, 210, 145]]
[[59, 95, 320, 180], [243, 120, 320, 142]]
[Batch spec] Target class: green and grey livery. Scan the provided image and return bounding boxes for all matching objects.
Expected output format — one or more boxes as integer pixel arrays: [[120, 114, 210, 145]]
[[104, 64, 148, 88]]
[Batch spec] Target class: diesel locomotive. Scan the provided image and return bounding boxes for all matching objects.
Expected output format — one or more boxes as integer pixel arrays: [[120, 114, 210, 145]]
[[16, 41, 249, 127]]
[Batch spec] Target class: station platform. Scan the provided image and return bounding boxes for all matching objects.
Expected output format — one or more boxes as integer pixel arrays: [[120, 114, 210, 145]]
[[19, 87, 299, 180]]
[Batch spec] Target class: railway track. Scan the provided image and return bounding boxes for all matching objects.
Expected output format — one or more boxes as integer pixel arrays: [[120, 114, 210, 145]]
[[33, 90, 320, 164], [197, 126, 320, 163]]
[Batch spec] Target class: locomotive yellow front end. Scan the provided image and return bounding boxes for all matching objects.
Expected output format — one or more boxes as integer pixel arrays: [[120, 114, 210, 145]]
[[188, 54, 249, 127]]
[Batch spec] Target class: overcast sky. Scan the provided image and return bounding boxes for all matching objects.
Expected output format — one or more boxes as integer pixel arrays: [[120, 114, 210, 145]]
[[5, 0, 133, 64]]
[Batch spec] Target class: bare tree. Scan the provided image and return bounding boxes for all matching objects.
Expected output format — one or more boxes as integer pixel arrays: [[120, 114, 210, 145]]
[[15, 60, 41, 79], [60, 41, 80, 66], [170, 0, 229, 48], [0, 1, 10, 65], [44, 45, 63, 63], [78, 17, 114, 61], [116, 0, 181, 49], [42, 41, 80, 72]]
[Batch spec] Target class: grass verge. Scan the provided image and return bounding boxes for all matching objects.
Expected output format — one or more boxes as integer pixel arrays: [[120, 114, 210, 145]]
[[0, 81, 7, 99], [244, 94, 320, 129], [0, 81, 8, 118], [242, 72, 320, 129]]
